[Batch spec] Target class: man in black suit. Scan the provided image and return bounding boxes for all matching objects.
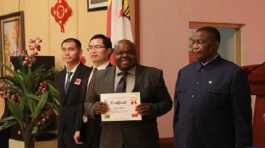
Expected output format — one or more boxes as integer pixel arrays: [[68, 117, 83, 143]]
[[84, 39, 172, 148], [55, 38, 91, 148], [74, 34, 112, 148], [173, 26, 253, 148]]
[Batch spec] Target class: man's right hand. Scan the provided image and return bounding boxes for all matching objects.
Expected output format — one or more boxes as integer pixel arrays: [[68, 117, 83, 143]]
[[73, 131, 82, 144], [93, 101, 109, 114]]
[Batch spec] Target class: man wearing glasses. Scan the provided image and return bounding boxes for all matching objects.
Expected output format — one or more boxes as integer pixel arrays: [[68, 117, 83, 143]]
[[74, 34, 112, 148]]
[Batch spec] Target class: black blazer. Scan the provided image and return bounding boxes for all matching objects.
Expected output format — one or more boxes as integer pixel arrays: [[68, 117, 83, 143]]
[[173, 56, 253, 148], [55, 64, 91, 148], [85, 65, 172, 148], [79, 63, 112, 148]]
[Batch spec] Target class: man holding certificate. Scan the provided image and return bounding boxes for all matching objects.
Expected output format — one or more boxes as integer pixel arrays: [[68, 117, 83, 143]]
[[84, 39, 172, 148]]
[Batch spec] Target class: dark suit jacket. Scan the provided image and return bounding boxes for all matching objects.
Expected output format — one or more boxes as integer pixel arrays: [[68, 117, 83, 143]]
[[80, 63, 112, 148], [173, 56, 253, 148], [84, 65, 172, 148], [55, 64, 91, 148]]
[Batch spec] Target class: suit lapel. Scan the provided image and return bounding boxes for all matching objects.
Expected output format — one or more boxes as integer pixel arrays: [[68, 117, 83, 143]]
[[58, 69, 67, 102], [133, 65, 144, 92], [65, 64, 83, 97], [105, 67, 115, 92], [98, 66, 115, 93]]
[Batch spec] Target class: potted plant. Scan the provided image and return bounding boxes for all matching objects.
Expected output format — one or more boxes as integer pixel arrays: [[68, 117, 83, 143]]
[[0, 38, 60, 148]]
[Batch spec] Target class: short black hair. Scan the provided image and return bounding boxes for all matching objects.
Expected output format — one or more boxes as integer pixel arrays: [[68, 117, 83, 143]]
[[61, 38, 82, 49], [197, 26, 221, 43], [89, 34, 112, 49]]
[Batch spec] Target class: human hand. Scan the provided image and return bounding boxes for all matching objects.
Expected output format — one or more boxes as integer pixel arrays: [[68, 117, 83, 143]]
[[73, 130, 82, 144], [136, 103, 154, 116], [93, 101, 109, 114]]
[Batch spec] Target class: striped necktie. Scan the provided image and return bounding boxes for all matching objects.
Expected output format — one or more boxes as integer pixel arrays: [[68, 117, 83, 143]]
[[116, 71, 128, 92]]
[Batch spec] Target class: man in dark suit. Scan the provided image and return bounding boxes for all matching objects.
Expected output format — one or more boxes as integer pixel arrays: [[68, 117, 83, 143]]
[[173, 26, 253, 148], [74, 34, 112, 148], [55, 38, 91, 148], [84, 39, 172, 148]]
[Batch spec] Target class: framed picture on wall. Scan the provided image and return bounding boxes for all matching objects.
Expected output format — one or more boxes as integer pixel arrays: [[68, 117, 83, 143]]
[[87, 0, 108, 11], [0, 11, 25, 76]]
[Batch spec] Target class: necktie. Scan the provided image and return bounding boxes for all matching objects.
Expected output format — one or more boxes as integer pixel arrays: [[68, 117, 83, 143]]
[[65, 71, 73, 92], [116, 71, 128, 92], [92, 67, 98, 74]]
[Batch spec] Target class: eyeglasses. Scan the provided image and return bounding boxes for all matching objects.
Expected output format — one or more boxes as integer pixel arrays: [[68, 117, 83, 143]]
[[87, 45, 105, 51]]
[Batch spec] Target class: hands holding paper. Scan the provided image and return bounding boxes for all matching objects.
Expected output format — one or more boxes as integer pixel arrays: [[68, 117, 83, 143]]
[[94, 100, 153, 116], [93, 101, 109, 114], [136, 103, 154, 116]]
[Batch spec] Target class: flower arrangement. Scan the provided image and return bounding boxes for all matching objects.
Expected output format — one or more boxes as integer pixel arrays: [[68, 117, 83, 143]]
[[0, 37, 59, 148]]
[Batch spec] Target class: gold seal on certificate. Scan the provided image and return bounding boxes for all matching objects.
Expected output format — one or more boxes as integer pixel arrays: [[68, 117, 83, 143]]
[[100, 92, 142, 121]]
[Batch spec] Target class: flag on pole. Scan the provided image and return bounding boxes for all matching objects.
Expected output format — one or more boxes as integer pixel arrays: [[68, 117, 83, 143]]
[[106, 0, 134, 63]]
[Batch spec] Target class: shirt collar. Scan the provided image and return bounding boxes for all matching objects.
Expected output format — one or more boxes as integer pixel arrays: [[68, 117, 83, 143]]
[[66, 63, 80, 73], [200, 54, 219, 66], [94, 61, 110, 70], [116, 66, 136, 76]]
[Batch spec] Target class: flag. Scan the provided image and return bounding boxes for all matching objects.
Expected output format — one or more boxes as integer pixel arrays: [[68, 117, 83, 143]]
[[106, 0, 134, 64]]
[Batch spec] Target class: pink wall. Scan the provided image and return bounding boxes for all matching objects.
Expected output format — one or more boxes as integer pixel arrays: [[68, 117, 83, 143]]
[[139, 0, 265, 138]]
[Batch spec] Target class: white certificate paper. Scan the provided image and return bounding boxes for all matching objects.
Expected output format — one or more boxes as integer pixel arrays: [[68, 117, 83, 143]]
[[100, 92, 142, 121]]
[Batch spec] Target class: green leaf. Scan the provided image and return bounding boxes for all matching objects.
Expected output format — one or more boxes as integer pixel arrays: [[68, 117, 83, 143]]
[[8, 71, 28, 93], [18, 95, 26, 112], [32, 92, 48, 120], [24, 93, 39, 114], [32, 125, 39, 135], [26, 93, 40, 101], [23, 70, 33, 92], [6, 100, 24, 128], [27, 99, 36, 115], [47, 83, 60, 105], [46, 103, 59, 115], [0, 116, 17, 131], [0, 120, 17, 131], [0, 116, 15, 123]]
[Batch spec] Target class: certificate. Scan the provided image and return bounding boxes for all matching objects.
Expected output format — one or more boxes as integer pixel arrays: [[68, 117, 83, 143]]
[[100, 92, 142, 121]]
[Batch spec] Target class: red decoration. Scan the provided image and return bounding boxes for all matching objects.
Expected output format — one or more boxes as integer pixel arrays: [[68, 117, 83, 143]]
[[80, 55, 86, 64], [51, 0, 72, 32]]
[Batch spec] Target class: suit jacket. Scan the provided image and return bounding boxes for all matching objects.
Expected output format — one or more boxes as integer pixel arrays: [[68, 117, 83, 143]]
[[84, 65, 172, 148], [55, 64, 91, 148], [80, 63, 112, 148], [173, 56, 253, 148]]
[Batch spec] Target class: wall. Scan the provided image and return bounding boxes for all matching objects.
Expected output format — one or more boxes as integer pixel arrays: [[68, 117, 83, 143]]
[[139, 0, 265, 138], [0, 0, 106, 68]]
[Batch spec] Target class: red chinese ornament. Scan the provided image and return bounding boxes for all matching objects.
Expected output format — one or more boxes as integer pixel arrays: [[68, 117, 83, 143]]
[[51, 0, 72, 32]]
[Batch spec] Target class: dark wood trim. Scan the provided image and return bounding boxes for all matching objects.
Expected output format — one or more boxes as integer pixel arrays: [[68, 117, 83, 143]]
[[189, 21, 244, 29], [241, 64, 265, 148], [235, 29, 241, 64], [160, 137, 174, 148]]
